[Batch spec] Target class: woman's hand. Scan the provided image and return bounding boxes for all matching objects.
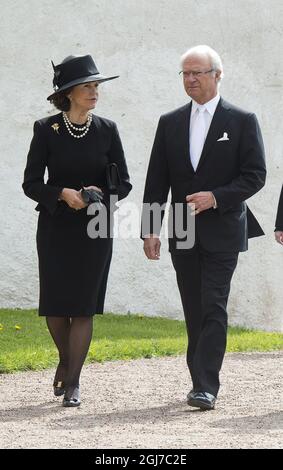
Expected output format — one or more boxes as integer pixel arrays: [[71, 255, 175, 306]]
[[59, 188, 88, 210], [82, 185, 103, 193]]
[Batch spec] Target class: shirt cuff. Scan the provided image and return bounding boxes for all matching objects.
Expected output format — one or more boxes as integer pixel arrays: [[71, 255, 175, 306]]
[[58, 188, 64, 201], [211, 192, 217, 209]]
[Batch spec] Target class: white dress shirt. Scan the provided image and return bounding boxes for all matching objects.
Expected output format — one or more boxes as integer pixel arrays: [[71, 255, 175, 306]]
[[189, 93, 220, 158], [189, 93, 220, 207]]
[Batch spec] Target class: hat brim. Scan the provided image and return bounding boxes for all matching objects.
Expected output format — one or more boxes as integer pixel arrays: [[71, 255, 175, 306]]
[[47, 74, 119, 101]]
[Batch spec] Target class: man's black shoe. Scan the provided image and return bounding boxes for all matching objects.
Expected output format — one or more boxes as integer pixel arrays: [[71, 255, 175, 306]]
[[186, 389, 195, 403], [187, 391, 216, 410]]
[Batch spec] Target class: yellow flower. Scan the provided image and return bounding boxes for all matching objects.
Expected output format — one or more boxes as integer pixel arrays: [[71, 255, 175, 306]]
[[14, 325, 22, 330], [51, 123, 60, 134]]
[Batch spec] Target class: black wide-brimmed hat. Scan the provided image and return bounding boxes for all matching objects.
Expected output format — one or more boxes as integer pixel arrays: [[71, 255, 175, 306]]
[[47, 54, 119, 101]]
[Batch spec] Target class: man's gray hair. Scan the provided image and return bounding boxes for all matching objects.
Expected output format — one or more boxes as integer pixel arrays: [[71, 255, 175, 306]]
[[181, 45, 224, 81]]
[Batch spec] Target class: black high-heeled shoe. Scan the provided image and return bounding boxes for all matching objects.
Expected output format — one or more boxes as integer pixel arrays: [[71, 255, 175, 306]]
[[63, 385, 81, 407], [53, 380, 66, 397]]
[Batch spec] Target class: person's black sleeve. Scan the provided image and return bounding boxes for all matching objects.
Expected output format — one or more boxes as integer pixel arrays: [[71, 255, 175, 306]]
[[105, 123, 132, 201], [22, 121, 63, 215], [212, 113, 266, 214], [141, 116, 170, 238], [275, 185, 283, 231]]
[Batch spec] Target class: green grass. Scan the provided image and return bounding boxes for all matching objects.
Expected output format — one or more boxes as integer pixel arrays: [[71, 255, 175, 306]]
[[0, 309, 282, 373]]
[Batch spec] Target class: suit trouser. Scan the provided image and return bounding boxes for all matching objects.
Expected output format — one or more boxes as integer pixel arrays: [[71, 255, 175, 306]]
[[171, 246, 239, 397]]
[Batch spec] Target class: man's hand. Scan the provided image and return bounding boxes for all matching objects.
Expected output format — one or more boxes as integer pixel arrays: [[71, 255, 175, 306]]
[[275, 231, 283, 245], [60, 188, 88, 210], [186, 191, 215, 215], [143, 234, 161, 260]]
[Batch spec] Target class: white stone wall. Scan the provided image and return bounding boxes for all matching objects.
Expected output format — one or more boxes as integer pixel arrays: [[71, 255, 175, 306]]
[[0, 0, 282, 331]]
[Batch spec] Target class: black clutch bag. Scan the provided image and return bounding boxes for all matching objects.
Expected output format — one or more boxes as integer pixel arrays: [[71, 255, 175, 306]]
[[106, 163, 121, 191]]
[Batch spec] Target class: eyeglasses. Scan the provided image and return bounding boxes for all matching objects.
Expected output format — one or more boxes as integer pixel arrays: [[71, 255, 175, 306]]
[[179, 69, 214, 78]]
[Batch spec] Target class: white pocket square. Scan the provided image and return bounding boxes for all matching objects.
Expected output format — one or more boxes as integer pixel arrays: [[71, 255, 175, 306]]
[[217, 132, 229, 141]]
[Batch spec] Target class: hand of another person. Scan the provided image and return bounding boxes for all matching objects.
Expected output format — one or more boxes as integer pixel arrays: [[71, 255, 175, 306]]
[[186, 191, 215, 215], [59, 188, 88, 210], [275, 231, 283, 245], [143, 235, 161, 260]]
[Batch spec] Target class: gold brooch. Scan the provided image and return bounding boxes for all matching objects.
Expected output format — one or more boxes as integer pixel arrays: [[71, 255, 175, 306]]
[[51, 123, 60, 134]]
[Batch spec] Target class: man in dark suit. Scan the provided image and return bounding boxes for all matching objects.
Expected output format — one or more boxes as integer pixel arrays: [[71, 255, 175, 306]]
[[275, 186, 283, 245], [142, 45, 266, 410]]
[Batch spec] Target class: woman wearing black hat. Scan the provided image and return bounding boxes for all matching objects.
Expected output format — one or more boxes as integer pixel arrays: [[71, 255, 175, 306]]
[[22, 55, 132, 407]]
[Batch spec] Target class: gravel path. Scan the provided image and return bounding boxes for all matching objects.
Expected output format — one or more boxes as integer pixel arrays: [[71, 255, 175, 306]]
[[0, 352, 282, 449]]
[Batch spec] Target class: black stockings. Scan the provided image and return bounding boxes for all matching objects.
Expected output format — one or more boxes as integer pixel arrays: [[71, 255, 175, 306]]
[[46, 316, 93, 388]]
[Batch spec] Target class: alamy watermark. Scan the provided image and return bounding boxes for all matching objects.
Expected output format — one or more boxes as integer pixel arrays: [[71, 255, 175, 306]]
[[86, 195, 195, 250]]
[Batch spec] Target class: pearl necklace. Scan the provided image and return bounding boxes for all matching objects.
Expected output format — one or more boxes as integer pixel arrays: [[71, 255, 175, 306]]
[[63, 112, 92, 139]]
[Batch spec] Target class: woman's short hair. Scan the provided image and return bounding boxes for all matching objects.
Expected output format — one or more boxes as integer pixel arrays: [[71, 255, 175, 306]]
[[49, 87, 73, 111]]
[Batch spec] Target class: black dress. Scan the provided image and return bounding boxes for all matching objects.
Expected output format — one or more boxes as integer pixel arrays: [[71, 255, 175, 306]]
[[23, 112, 132, 317]]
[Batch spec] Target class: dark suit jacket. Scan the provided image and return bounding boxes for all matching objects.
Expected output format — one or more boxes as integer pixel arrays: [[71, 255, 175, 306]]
[[275, 186, 283, 231], [142, 98, 266, 253]]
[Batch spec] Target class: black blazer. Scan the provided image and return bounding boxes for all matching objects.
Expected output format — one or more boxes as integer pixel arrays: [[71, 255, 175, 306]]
[[23, 113, 132, 216], [275, 186, 283, 231], [142, 98, 266, 253]]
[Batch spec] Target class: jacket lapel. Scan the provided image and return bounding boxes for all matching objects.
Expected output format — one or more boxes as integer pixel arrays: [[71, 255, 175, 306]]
[[175, 102, 195, 173], [196, 98, 232, 172]]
